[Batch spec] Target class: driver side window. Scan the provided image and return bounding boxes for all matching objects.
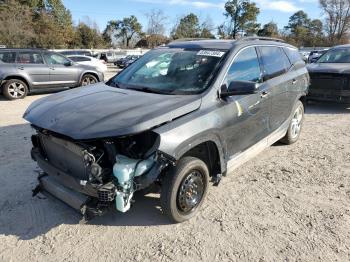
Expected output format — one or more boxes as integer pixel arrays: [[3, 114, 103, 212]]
[[223, 47, 261, 88]]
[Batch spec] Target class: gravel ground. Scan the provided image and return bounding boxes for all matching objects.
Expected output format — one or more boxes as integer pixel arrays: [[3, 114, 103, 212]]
[[0, 75, 349, 261]]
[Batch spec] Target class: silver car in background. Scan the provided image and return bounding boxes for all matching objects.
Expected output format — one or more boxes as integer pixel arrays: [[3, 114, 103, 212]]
[[0, 49, 104, 100]]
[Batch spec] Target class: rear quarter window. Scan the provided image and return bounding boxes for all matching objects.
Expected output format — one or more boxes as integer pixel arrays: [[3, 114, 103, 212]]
[[284, 47, 304, 66], [0, 51, 16, 63]]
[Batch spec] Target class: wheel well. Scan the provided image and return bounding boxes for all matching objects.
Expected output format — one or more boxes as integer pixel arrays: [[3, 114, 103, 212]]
[[182, 141, 221, 177], [299, 95, 307, 108], [82, 72, 99, 81], [2, 76, 30, 90]]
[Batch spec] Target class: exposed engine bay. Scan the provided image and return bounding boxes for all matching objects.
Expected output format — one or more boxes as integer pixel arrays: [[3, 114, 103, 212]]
[[31, 127, 173, 222]]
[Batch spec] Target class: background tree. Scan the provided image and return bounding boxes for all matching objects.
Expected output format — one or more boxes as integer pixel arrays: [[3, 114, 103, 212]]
[[135, 34, 169, 48], [171, 13, 201, 39], [171, 13, 215, 39], [74, 22, 108, 49], [104, 15, 143, 48], [283, 10, 326, 47], [145, 9, 167, 35], [0, 0, 35, 47], [219, 0, 260, 39], [257, 22, 279, 37], [320, 0, 350, 45], [138, 9, 169, 47], [200, 16, 215, 38]]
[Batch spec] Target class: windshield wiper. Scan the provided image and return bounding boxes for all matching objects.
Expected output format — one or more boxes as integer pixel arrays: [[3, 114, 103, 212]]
[[126, 86, 172, 95]]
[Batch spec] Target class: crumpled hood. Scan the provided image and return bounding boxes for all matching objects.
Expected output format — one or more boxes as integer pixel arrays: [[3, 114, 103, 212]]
[[23, 83, 202, 139], [307, 63, 350, 74]]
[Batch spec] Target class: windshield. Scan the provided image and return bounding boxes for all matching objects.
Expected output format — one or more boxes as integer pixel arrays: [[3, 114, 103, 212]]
[[107, 48, 226, 95], [317, 48, 350, 63]]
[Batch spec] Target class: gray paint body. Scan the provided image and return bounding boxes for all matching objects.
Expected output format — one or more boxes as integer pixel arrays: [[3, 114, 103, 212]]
[[24, 40, 309, 174]]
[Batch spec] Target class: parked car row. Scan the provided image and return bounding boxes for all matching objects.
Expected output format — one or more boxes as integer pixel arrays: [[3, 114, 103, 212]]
[[114, 55, 142, 68], [2, 44, 350, 104], [58, 50, 93, 57], [67, 55, 107, 73], [93, 51, 134, 63]]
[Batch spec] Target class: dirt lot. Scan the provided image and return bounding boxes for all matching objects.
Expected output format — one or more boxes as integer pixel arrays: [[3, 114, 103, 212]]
[[0, 79, 349, 261]]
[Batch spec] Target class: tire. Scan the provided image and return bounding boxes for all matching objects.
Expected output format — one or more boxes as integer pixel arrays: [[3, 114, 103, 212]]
[[160, 157, 209, 223], [2, 79, 28, 100], [280, 100, 304, 145], [80, 74, 98, 86]]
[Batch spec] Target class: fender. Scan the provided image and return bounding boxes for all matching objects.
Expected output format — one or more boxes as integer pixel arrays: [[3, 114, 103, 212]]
[[2, 73, 32, 89], [79, 70, 101, 83], [172, 132, 227, 174], [154, 107, 228, 174]]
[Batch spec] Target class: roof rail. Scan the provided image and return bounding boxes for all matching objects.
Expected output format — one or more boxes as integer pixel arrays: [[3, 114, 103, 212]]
[[171, 38, 213, 42], [0, 48, 48, 50], [237, 37, 285, 43]]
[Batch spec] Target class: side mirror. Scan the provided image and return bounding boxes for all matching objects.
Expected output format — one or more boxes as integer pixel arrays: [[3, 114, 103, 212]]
[[64, 60, 73, 66], [220, 80, 259, 98]]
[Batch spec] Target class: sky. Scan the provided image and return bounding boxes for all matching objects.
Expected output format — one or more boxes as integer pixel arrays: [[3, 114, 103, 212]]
[[62, 0, 322, 35]]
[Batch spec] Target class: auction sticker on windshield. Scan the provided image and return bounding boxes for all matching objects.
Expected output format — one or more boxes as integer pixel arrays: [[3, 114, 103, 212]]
[[197, 50, 225, 57]]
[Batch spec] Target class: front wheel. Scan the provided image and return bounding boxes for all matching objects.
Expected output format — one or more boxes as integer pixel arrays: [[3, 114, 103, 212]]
[[280, 100, 304, 144], [80, 74, 98, 87], [160, 157, 209, 223]]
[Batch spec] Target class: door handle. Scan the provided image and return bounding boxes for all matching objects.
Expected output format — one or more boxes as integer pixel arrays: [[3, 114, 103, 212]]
[[292, 79, 298, 85], [260, 90, 269, 98], [17, 66, 24, 70], [50, 67, 55, 70]]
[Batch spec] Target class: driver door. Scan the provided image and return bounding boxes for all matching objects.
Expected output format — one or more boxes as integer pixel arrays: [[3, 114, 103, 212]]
[[221, 47, 271, 157], [43, 52, 79, 87]]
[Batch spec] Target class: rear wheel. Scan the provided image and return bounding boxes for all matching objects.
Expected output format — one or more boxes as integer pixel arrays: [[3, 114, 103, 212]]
[[160, 157, 209, 223], [281, 100, 304, 144], [80, 74, 98, 86], [2, 79, 28, 100]]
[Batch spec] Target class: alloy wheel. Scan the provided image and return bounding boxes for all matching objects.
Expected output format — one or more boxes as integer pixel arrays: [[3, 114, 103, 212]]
[[290, 105, 303, 139], [7, 82, 26, 98], [82, 76, 96, 86]]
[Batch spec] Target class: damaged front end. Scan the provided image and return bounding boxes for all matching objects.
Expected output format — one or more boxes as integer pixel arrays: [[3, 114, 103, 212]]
[[31, 128, 172, 222]]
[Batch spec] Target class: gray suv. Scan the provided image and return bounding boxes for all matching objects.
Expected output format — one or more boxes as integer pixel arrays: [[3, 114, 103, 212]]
[[25, 38, 309, 223], [0, 49, 104, 100]]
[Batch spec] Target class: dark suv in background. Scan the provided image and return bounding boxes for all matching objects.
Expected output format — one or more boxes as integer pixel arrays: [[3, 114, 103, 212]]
[[307, 45, 350, 103], [0, 49, 104, 100], [25, 38, 309, 223]]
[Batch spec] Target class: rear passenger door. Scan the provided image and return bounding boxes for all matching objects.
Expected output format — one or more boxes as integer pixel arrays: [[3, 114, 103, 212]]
[[257, 46, 291, 131], [283, 47, 307, 113], [16, 51, 50, 88]]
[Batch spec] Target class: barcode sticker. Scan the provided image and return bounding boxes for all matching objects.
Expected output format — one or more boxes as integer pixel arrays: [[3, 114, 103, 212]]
[[197, 50, 225, 57]]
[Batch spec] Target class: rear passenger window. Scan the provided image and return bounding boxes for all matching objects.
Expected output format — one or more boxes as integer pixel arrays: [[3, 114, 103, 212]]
[[224, 47, 261, 86], [258, 47, 289, 80], [0, 51, 16, 63], [17, 52, 44, 64]]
